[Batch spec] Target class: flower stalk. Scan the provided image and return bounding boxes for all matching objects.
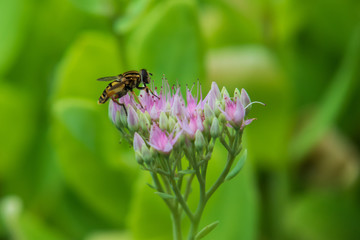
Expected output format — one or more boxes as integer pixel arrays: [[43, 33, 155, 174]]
[[107, 78, 263, 240]]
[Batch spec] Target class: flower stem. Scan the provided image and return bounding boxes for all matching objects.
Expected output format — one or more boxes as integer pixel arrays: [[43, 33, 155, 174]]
[[206, 132, 241, 200], [171, 210, 183, 240], [169, 176, 194, 222]]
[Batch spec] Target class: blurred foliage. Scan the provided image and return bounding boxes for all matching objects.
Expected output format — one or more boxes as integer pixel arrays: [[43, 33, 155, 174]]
[[1, 0, 360, 239]]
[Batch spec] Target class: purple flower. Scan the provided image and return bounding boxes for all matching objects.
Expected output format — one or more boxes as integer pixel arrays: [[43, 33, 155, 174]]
[[108, 77, 261, 151], [204, 82, 221, 110], [179, 113, 204, 138], [220, 97, 245, 127], [186, 87, 198, 116], [172, 90, 186, 118], [148, 124, 181, 154]]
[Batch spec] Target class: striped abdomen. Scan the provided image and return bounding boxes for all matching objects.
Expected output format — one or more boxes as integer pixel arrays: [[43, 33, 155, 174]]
[[98, 87, 109, 104], [98, 81, 126, 104]]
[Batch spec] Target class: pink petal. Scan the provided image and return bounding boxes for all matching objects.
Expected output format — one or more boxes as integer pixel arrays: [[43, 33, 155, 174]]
[[127, 105, 139, 128], [211, 82, 221, 99], [133, 132, 145, 152], [233, 98, 245, 125], [240, 88, 251, 107], [172, 93, 186, 118], [244, 118, 256, 126], [170, 130, 183, 146], [186, 89, 197, 114], [241, 118, 256, 130]]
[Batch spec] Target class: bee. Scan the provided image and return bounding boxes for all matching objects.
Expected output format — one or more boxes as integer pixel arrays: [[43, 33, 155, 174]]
[[97, 69, 158, 114]]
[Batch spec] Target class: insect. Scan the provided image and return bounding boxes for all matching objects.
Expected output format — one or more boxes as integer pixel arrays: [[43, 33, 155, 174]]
[[97, 69, 159, 115]]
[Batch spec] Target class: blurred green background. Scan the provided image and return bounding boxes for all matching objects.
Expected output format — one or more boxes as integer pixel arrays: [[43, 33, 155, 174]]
[[1, 0, 360, 239]]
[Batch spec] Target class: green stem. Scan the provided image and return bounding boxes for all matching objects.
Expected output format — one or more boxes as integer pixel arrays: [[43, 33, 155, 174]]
[[206, 152, 235, 200], [150, 172, 173, 210], [171, 210, 183, 240], [187, 151, 207, 240], [169, 176, 194, 222], [206, 132, 241, 201], [184, 173, 195, 202]]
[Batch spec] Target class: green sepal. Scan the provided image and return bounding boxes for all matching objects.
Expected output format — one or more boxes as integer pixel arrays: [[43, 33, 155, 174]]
[[195, 221, 220, 240], [225, 149, 247, 181], [154, 192, 175, 199]]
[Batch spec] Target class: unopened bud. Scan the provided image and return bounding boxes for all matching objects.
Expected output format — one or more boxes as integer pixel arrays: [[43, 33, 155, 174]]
[[218, 113, 226, 123], [241, 88, 251, 115], [135, 152, 144, 165], [133, 132, 145, 152], [215, 99, 223, 116], [139, 112, 150, 132], [234, 88, 241, 100], [159, 112, 168, 130], [195, 130, 205, 151], [204, 103, 215, 124], [118, 107, 127, 126], [142, 145, 152, 163], [210, 117, 220, 138], [167, 117, 176, 132], [108, 101, 115, 122], [115, 111, 124, 128], [144, 111, 151, 122], [150, 147, 158, 159], [240, 88, 251, 107], [127, 105, 139, 131], [221, 87, 230, 99]]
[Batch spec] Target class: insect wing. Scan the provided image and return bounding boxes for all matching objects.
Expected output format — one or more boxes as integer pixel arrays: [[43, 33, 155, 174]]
[[97, 76, 119, 81]]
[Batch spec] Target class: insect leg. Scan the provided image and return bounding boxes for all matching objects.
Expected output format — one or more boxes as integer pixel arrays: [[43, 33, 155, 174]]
[[145, 86, 160, 99], [137, 86, 159, 99], [131, 90, 144, 109], [111, 97, 127, 115]]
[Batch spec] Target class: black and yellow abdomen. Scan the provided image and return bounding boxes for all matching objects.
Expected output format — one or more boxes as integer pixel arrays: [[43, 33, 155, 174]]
[[98, 81, 126, 104], [98, 87, 109, 104]]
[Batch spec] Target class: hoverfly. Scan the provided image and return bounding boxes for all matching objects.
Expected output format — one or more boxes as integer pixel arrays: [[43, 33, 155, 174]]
[[97, 69, 158, 114]]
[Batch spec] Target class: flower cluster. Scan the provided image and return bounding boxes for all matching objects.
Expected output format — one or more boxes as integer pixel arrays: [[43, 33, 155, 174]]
[[109, 80, 260, 161], [108, 78, 262, 239]]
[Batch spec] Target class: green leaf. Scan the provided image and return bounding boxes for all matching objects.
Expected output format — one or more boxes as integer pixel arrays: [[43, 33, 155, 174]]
[[225, 149, 247, 181], [52, 31, 123, 101], [154, 192, 175, 200], [0, 0, 28, 75], [114, 0, 152, 34], [290, 26, 360, 161], [201, 148, 258, 240], [207, 46, 293, 169], [202, 1, 261, 48], [85, 231, 131, 240], [195, 221, 219, 240], [68, 0, 116, 16], [285, 192, 360, 240], [52, 98, 136, 226], [51, 31, 139, 226], [0, 84, 36, 178], [128, 174, 173, 240], [0, 196, 67, 240], [126, 0, 205, 87]]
